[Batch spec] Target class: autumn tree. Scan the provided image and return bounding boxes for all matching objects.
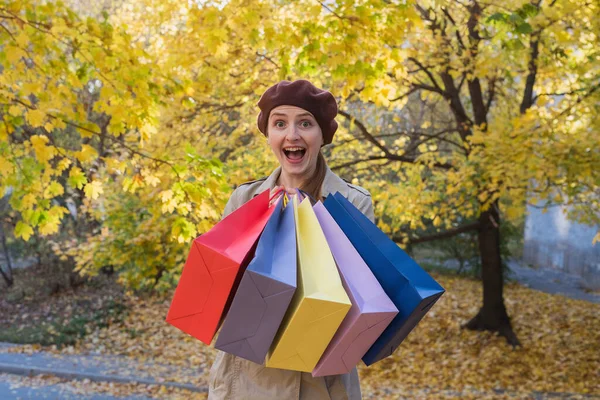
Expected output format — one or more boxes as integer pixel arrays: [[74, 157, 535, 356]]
[[0, 0, 229, 290]]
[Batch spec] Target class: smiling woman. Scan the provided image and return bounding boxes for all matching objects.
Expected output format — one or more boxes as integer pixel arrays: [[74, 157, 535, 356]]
[[208, 79, 375, 400]]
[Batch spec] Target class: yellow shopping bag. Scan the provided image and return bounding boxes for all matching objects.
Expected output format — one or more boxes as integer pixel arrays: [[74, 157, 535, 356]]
[[266, 195, 351, 372]]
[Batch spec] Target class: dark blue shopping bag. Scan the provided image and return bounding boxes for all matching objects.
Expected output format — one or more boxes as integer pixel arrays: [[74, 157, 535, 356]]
[[215, 195, 297, 364], [324, 192, 444, 366]]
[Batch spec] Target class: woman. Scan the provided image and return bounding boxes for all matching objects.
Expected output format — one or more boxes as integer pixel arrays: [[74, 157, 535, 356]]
[[208, 79, 374, 400]]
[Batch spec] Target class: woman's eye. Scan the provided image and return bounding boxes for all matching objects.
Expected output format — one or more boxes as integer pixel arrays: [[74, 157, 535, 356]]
[[300, 120, 312, 128], [275, 121, 285, 128]]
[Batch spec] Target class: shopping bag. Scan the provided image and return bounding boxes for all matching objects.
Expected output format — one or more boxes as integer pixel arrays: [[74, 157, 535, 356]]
[[215, 195, 297, 363], [311, 202, 398, 377], [166, 189, 277, 344], [265, 195, 351, 372], [324, 192, 444, 366]]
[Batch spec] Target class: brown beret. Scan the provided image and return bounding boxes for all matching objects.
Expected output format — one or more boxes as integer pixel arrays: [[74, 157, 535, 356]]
[[257, 80, 338, 145]]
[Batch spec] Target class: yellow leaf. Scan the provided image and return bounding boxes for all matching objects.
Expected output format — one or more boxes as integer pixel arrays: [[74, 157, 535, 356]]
[[0, 156, 14, 175], [21, 193, 37, 209], [74, 144, 99, 163], [23, 82, 43, 94], [84, 180, 103, 200], [26, 109, 46, 128], [56, 158, 72, 172], [6, 45, 25, 64], [15, 31, 29, 47], [44, 181, 64, 198], [68, 166, 87, 189], [139, 121, 158, 144], [15, 221, 34, 241], [8, 105, 21, 116], [30, 135, 56, 163], [54, 119, 67, 130], [141, 168, 160, 187]]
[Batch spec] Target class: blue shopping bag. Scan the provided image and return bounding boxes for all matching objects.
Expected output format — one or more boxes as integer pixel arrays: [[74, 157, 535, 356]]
[[324, 192, 445, 366], [215, 195, 297, 364]]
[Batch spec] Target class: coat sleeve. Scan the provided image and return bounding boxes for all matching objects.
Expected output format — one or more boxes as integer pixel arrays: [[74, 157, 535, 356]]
[[222, 187, 242, 219], [355, 194, 375, 224]]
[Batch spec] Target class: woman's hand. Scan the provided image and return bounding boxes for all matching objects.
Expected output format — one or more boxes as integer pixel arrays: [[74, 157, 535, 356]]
[[269, 185, 285, 206], [269, 185, 298, 206]]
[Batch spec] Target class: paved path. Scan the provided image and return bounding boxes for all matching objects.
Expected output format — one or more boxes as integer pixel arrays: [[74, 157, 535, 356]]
[[433, 258, 600, 304], [0, 373, 152, 399], [508, 260, 600, 303], [0, 343, 206, 396]]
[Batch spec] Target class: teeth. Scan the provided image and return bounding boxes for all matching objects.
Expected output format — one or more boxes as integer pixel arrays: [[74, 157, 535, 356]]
[[284, 147, 305, 151]]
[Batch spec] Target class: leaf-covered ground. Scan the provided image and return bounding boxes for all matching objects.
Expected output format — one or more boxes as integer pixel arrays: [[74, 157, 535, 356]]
[[5, 273, 599, 398]]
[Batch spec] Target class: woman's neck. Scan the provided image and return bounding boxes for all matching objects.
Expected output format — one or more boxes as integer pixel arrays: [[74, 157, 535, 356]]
[[277, 167, 314, 189]]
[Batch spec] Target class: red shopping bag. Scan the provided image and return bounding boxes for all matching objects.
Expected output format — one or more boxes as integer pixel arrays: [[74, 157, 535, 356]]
[[166, 189, 277, 344]]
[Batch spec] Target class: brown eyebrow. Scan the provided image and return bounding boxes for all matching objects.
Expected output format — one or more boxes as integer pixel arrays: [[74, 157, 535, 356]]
[[270, 112, 315, 120]]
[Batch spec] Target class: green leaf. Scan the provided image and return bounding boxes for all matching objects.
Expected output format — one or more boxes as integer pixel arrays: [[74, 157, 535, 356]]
[[518, 3, 539, 18], [509, 13, 525, 25], [487, 13, 507, 23], [516, 23, 533, 34], [68, 167, 88, 189]]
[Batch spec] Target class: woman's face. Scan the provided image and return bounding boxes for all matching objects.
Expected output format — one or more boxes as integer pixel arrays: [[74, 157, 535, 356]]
[[267, 105, 323, 179]]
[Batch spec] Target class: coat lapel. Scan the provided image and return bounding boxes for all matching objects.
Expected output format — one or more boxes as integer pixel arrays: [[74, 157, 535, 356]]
[[322, 166, 350, 199], [253, 167, 282, 197]]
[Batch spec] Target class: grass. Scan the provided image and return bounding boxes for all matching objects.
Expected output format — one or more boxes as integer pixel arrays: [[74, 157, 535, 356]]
[[0, 262, 127, 348], [419, 261, 464, 277], [0, 298, 127, 347]]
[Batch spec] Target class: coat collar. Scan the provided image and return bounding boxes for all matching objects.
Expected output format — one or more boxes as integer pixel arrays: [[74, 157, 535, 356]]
[[255, 165, 350, 200]]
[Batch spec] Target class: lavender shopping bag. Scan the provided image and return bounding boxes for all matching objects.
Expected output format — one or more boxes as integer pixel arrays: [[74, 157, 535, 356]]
[[324, 192, 445, 366], [215, 195, 297, 364], [311, 202, 398, 377]]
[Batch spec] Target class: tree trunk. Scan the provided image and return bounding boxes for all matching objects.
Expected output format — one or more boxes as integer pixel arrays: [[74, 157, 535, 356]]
[[0, 221, 14, 287], [464, 202, 520, 346]]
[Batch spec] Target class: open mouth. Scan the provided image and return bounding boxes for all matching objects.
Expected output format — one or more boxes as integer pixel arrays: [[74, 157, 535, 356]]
[[283, 146, 306, 162]]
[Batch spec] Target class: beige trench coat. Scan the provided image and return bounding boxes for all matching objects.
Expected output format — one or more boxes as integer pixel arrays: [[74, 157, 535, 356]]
[[208, 166, 374, 400]]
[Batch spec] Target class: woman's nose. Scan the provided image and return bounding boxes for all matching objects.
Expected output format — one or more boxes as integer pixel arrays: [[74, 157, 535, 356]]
[[286, 126, 301, 141]]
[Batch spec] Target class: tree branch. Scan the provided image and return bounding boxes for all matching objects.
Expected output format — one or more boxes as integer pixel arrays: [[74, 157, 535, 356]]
[[337, 110, 455, 169], [338, 109, 394, 156], [441, 7, 466, 51], [532, 87, 590, 102], [439, 70, 473, 134], [520, 31, 541, 114], [389, 86, 419, 102], [408, 128, 467, 154], [399, 221, 481, 244], [412, 81, 446, 95], [485, 75, 497, 114], [330, 156, 389, 171], [408, 57, 443, 92], [466, 2, 488, 126]]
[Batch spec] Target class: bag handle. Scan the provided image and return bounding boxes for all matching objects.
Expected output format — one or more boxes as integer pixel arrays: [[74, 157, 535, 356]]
[[282, 193, 290, 207], [295, 188, 317, 205], [269, 187, 285, 203]]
